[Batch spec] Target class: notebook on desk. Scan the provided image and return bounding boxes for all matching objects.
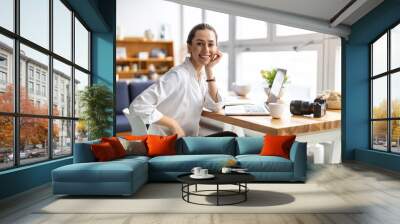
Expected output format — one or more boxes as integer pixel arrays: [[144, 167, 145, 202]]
[[223, 68, 286, 116]]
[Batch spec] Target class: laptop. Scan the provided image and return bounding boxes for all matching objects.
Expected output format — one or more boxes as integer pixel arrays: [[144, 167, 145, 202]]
[[224, 68, 286, 116]]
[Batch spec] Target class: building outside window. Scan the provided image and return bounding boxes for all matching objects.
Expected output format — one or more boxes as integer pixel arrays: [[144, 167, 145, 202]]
[[0, 0, 91, 170]]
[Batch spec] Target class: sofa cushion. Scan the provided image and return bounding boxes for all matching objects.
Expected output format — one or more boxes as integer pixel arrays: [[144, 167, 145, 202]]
[[177, 137, 236, 155], [116, 114, 130, 132], [148, 154, 235, 172], [74, 140, 100, 163], [119, 138, 147, 156], [128, 80, 154, 101], [91, 142, 118, 161], [52, 159, 147, 183], [236, 137, 263, 155], [116, 81, 130, 114], [147, 134, 177, 157], [101, 137, 127, 158], [236, 155, 293, 172]]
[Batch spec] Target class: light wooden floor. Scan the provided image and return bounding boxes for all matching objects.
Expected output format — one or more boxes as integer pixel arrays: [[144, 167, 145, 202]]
[[1, 162, 400, 224]]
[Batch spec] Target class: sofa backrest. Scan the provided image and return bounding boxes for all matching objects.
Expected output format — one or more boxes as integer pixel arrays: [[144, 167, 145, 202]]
[[235, 137, 263, 155], [176, 137, 236, 155], [73, 140, 100, 163], [128, 80, 154, 102], [116, 81, 130, 115]]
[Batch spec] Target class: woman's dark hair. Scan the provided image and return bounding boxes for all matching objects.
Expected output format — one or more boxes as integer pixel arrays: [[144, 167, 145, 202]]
[[186, 23, 218, 45]]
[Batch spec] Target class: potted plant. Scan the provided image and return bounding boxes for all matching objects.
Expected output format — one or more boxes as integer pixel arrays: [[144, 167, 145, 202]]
[[260, 68, 289, 96], [79, 84, 113, 140]]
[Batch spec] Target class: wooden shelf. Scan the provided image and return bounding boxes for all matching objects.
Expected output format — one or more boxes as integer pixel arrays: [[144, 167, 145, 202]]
[[116, 38, 174, 80], [116, 57, 173, 63]]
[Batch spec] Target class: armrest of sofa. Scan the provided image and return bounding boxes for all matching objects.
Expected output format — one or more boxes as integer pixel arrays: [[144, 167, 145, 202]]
[[73, 140, 100, 163], [289, 141, 307, 181]]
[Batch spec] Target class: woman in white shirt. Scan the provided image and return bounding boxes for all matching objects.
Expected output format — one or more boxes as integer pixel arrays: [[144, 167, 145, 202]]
[[130, 23, 236, 138]]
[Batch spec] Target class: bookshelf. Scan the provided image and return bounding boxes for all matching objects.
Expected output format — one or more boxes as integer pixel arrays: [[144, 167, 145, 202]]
[[116, 38, 174, 80]]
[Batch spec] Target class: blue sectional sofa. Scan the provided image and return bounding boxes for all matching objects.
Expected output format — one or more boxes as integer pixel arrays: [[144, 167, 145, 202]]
[[52, 137, 307, 196]]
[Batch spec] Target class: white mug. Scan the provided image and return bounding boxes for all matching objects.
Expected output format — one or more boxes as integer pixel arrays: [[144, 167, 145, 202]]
[[221, 167, 232, 174], [191, 167, 202, 176], [200, 169, 208, 176], [269, 102, 286, 119]]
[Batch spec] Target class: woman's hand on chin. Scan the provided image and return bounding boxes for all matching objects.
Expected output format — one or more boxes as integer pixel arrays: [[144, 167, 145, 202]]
[[205, 50, 223, 72]]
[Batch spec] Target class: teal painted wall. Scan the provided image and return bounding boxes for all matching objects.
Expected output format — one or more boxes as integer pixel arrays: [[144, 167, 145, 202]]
[[344, 0, 400, 171], [0, 0, 116, 200]]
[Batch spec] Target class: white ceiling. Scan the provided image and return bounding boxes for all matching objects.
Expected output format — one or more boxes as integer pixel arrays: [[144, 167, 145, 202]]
[[166, 0, 384, 37]]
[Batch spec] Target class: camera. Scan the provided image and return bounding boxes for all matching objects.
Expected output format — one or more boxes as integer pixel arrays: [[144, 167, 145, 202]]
[[290, 98, 327, 118]]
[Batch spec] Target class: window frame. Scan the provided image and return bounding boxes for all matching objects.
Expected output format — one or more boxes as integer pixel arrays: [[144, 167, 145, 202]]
[[0, 0, 92, 171], [369, 20, 400, 154]]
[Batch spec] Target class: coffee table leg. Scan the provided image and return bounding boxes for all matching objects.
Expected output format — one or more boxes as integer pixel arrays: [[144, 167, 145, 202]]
[[217, 184, 219, 206]]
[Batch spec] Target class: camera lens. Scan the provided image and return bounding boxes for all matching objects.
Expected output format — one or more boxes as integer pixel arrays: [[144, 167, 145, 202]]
[[290, 100, 314, 115]]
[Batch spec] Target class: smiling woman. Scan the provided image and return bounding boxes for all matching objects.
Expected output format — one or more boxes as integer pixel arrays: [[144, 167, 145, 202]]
[[130, 23, 237, 138]]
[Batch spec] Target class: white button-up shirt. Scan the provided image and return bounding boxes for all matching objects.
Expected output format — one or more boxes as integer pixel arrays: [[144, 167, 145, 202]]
[[130, 57, 223, 136]]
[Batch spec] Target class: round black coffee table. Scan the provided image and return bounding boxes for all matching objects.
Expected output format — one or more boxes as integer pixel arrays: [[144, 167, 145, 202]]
[[177, 173, 255, 206]]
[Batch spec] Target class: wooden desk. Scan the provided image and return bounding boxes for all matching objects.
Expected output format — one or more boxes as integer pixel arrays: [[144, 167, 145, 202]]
[[201, 110, 341, 136], [201, 110, 342, 163]]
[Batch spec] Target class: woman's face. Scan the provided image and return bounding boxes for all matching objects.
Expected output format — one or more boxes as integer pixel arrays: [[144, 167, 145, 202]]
[[188, 29, 217, 67]]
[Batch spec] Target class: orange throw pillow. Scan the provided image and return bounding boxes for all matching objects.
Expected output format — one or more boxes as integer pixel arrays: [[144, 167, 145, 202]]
[[124, 135, 148, 141], [101, 137, 126, 158], [260, 135, 296, 159], [146, 134, 177, 157], [91, 142, 117, 161]]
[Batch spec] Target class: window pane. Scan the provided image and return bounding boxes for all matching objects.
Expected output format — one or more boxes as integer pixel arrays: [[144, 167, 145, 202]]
[[205, 10, 229, 42], [20, 44, 49, 115], [0, 35, 14, 112], [20, 0, 49, 49], [392, 72, 400, 118], [74, 69, 89, 118], [237, 50, 317, 102], [214, 52, 228, 93], [53, 59, 72, 117], [236, 16, 267, 40], [75, 18, 89, 70], [276, 24, 314, 36], [53, 0, 72, 60], [0, 0, 14, 31], [372, 76, 387, 119], [53, 119, 72, 158], [372, 121, 388, 151], [391, 120, 400, 153], [0, 116, 13, 170], [183, 5, 202, 43], [372, 34, 387, 76], [391, 24, 400, 70], [75, 120, 88, 142], [20, 117, 49, 165]]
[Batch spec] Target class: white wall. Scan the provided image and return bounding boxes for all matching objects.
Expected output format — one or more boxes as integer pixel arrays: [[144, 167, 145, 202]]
[[116, 0, 182, 63]]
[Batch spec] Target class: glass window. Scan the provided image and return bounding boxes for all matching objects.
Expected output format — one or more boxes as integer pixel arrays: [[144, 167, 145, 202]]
[[372, 34, 387, 76], [20, 0, 49, 49], [276, 24, 314, 36], [183, 5, 202, 43], [74, 18, 89, 70], [0, 116, 13, 170], [391, 120, 400, 153], [19, 117, 49, 165], [205, 10, 229, 42], [391, 72, 400, 118], [372, 76, 387, 119], [391, 24, 400, 70], [75, 120, 88, 143], [28, 81, 33, 94], [74, 69, 89, 118], [372, 121, 388, 151], [53, 0, 72, 60], [214, 52, 229, 93], [0, 35, 14, 113], [53, 119, 72, 158], [20, 44, 49, 115], [53, 59, 72, 117], [237, 50, 317, 102], [0, 0, 14, 31], [236, 16, 267, 40]]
